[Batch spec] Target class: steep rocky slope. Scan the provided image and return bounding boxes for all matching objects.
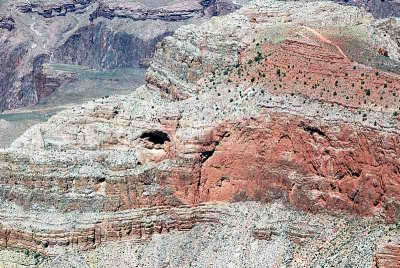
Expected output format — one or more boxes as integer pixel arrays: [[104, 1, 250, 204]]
[[1, 0, 400, 267], [0, 0, 242, 112]]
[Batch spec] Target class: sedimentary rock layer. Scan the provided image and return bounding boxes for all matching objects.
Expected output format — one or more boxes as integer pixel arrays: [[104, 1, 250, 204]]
[[0, 0, 242, 111], [1, 0, 400, 218], [17, 0, 94, 18], [90, 0, 240, 22], [0, 205, 219, 256], [0, 0, 400, 266]]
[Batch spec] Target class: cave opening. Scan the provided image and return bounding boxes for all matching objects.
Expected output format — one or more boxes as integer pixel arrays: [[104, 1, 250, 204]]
[[201, 150, 215, 163], [140, 130, 171, 145], [299, 122, 326, 137]]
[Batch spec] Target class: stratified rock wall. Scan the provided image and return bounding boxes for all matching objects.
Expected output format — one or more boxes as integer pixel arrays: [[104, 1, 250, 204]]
[[0, 1, 400, 266], [0, 0, 243, 111]]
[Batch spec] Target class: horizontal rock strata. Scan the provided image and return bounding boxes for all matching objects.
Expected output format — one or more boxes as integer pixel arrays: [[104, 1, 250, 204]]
[[1, 0, 400, 265], [17, 0, 95, 18], [0, 205, 219, 256]]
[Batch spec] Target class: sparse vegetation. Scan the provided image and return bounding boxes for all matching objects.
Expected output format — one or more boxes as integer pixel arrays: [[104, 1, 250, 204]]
[[254, 52, 263, 63]]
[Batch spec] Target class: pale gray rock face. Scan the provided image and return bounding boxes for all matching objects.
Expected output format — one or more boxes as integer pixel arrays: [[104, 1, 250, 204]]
[[0, 202, 395, 268], [0, 0, 400, 267], [147, 0, 400, 99], [0, 0, 245, 148]]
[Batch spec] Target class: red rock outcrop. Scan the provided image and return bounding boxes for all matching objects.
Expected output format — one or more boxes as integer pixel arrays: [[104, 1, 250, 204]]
[[1, 0, 400, 219], [197, 114, 400, 222], [229, 37, 400, 113], [1, 1, 400, 264], [1, 109, 399, 222]]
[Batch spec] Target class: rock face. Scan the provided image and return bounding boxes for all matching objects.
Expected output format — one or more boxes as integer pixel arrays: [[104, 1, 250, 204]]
[[89, 0, 240, 22], [334, 0, 400, 18], [0, 205, 220, 255], [17, 0, 95, 18], [0, 16, 14, 31], [0, 0, 242, 112], [1, 0, 400, 266], [373, 241, 400, 268], [0, 202, 391, 267]]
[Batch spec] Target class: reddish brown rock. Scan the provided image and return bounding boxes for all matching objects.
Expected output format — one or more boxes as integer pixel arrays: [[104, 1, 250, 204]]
[[223, 37, 400, 113], [373, 242, 400, 268], [0, 1, 400, 263], [0, 206, 219, 255], [196, 114, 400, 222]]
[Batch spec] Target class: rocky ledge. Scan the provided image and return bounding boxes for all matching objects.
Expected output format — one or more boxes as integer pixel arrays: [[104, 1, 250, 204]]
[[0, 204, 220, 256], [17, 0, 95, 18], [1, 0, 400, 266], [90, 0, 240, 22]]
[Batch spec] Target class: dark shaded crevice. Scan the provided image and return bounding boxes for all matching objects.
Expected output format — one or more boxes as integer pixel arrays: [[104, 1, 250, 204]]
[[0, 17, 15, 31], [200, 138, 223, 163], [336, 168, 362, 180], [300, 123, 326, 137], [349, 188, 359, 202], [350, 169, 361, 177], [201, 150, 215, 163], [140, 130, 170, 145], [195, 137, 223, 203]]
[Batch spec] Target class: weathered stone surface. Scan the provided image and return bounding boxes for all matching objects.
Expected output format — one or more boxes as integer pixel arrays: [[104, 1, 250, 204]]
[[0, 0, 243, 112], [0, 205, 219, 256], [374, 242, 400, 268], [0, 202, 393, 267], [17, 0, 94, 18], [90, 0, 240, 22], [0, 16, 14, 31], [1, 0, 400, 266]]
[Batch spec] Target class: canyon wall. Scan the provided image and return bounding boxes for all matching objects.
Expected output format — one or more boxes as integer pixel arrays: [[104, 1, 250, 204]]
[[0, 0, 400, 266], [0, 0, 242, 111]]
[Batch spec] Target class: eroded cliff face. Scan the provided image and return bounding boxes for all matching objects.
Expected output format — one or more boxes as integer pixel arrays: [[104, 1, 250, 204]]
[[1, 0, 400, 267], [0, 0, 242, 112]]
